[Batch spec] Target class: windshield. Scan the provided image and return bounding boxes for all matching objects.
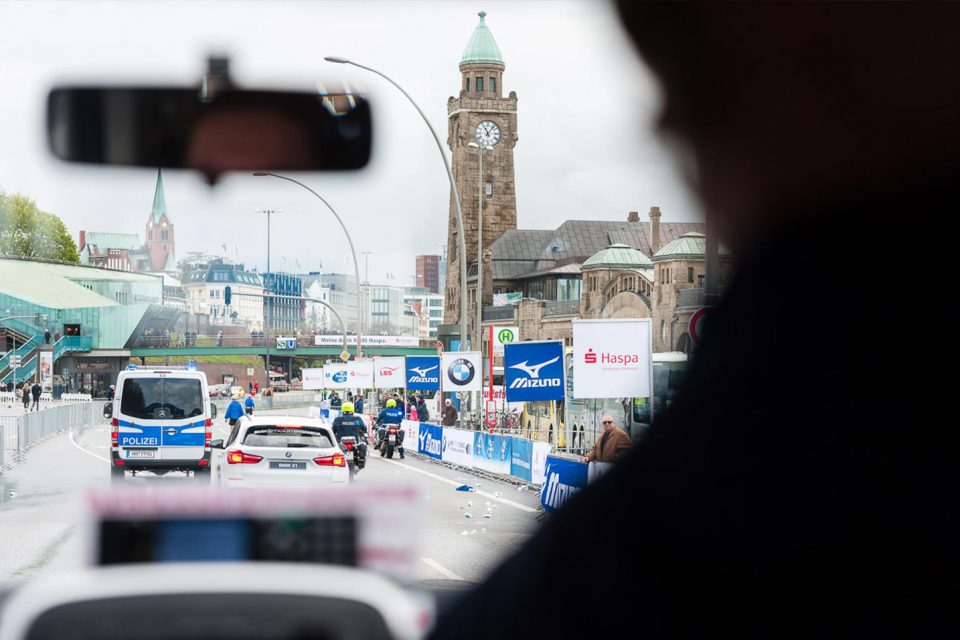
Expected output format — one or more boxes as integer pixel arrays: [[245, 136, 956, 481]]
[[1, 0, 692, 605], [119, 378, 204, 420], [243, 426, 334, 448]]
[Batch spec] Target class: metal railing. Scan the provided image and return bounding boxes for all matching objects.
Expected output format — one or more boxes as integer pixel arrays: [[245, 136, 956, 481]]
[[1, 401, 107, 469], [481, 306, 517, 321]]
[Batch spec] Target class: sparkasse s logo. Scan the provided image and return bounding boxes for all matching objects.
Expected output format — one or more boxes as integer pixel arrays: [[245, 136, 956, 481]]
[[584, 348, 597, 364]]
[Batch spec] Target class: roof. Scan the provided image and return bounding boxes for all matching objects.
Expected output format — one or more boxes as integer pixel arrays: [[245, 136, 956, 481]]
[[513, 262, 582, 280], [491, 220, 705, 280], [653, 231, 732, 261], [461, 11, 504, 66], [84, 232, 142, 251], [582, 243, 653, 270], [0, 257, 158, 309], [162, 251, 177, 272], [182, 264, 263, 287], [150, 168, 168, 225]]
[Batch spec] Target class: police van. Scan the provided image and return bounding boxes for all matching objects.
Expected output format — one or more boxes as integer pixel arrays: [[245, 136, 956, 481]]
[[104, 365, 217, 481]]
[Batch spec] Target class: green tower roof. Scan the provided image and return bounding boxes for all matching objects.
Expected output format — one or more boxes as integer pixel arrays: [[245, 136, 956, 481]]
[[461, 11, 504, 66], [150, 168, 167, 224], [582, 243, 653, 270]]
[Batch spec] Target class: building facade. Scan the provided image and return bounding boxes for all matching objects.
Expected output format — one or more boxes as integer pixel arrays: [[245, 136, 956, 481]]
[[404, 288, 444, 340], [416, 254, 442, 294], [262, 272, 304, 334], [181, 261, 264, 331]]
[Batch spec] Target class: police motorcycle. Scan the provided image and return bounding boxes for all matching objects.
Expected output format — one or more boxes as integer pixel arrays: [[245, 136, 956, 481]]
[[373, 419, 402, 459], [333, 402, 368, 479]]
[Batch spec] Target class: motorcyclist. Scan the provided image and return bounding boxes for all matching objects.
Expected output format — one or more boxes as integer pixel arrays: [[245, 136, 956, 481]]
[[332, 401, 367, 473], [375, 398, 405, 459]]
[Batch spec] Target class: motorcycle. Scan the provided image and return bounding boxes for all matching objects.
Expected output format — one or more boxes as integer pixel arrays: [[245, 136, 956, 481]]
[[373, 420, 403, 459], [339, 434, 367, 479]]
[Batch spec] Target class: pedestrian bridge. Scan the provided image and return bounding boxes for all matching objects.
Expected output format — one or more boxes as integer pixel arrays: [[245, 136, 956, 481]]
[[128, 335, 436, 359]]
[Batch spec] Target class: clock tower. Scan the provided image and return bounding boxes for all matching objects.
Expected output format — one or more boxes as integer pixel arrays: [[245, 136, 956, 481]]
[[443, 10, 518, 327]]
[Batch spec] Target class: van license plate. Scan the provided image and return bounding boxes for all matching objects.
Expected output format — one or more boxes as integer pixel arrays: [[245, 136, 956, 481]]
[[126, 450, 155, 458], [270, 461, 306, 470]]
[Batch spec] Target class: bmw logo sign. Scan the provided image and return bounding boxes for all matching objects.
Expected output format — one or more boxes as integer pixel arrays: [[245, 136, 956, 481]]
[[447, 358, 475, 386], [285, 451, 293, 458]]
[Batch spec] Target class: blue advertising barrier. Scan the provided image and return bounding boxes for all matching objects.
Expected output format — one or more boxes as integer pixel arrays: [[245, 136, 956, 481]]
[[510, 437, 533, 482], [473, 432, 512, 475], [417, 423, 443, 460], [540, 455, 588, 512]]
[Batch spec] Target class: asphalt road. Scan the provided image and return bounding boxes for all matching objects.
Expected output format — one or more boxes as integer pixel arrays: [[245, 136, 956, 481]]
[[0, 407, 543, 589]]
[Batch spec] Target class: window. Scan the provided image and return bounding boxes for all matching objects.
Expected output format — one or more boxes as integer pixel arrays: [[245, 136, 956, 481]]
[[688, 267, 694, 283], [161, 229, 168, 240], [698, 274, 705, 287], [490, 77, 496, 92], [476, 77, 484, 91], [485, 181, 493, 196], [465, 77, 469, 91]]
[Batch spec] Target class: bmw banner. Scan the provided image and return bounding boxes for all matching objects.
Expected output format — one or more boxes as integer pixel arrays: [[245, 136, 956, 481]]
[[405, 356, 441, 391], [473, 432, 512, 475], [417, 424, 443, 460], [540, 455, 588, 512], [440, 352, 483, 393], [504, 340, 565, 402]]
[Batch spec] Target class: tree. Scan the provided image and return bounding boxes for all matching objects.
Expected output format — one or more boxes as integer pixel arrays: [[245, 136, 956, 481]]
[[0, 190, 79, 263]]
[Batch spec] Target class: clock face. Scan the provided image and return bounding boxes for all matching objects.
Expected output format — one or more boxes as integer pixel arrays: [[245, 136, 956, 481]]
[[475, 120, 501, 147]]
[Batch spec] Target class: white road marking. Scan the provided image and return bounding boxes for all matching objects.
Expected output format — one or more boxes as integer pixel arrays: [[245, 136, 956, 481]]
[[68, 427, 110, 463], [419, 556, 466, 581], [372, 457, 537, 513]]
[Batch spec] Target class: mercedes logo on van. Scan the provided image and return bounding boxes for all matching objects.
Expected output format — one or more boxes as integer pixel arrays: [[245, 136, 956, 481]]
[[157, 409, 168, 418]]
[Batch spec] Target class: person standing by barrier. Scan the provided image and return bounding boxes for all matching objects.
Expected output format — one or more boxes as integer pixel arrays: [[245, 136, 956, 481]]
[[30, 381, 42, 411], [355, 394, 364, 416], [244, 393, 255, 416], [442, 399, 458, 427], [584, 414, 632, 463], [21, 383, 31, 411], [107, 384, 115, 400], [417, 396, 429, 423]]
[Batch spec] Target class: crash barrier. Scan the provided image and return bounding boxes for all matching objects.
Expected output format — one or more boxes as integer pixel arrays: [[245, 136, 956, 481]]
[[1, 400, 107, 468], [402, 421, 554, 486], [538, 457, 615, 512], [60, 393, 93, 403]]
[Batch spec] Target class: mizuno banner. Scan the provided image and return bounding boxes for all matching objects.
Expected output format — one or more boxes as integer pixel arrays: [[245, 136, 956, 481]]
[[373, 357, 406, 389], [504, 340, 565, 402], [440, 352, 483, 393], [405, 356, 441, 391]]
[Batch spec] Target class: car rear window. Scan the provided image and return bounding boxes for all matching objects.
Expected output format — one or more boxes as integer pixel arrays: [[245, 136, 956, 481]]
[[120, 378, 204, 421], [242, 426, 334, 448]]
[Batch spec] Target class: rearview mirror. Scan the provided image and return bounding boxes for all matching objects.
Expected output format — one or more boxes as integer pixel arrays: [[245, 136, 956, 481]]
[[102, 402, 113, 419], [47, 86, 372, 183], [210, 403, 218, 419], [210, 439, 224, 449]]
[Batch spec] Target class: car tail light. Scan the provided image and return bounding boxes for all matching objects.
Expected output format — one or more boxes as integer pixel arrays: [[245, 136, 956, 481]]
[[114, 460, 125, 466], [111, 427, 119, 448], [205, 418, 212, 427], [111, 418, 118, 427], [314, 453, 346, 467], [198, 459, 209, 466], [227, 450, 263, 464]]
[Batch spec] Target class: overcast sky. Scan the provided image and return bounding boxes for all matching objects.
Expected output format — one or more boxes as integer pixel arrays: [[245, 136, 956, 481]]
[[0, 0, 700, 286]]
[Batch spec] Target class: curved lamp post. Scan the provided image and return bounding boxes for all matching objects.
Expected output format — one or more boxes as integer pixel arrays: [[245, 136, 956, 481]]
[[253, 172, 364, 358], [324, 56, 469, 351]]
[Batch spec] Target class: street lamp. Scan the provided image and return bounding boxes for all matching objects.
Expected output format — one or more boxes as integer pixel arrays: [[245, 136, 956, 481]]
[[257, 208, 281, 383], [253, 173, 364, 358], [324, 56, 468, 352], [467, 142, 491, 353]]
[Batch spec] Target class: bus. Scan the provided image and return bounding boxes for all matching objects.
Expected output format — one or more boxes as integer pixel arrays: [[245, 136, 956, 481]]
[[519, 348, 688, 454]]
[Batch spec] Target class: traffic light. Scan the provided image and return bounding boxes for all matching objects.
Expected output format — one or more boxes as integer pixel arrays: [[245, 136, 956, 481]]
[[224, 286, 232, 306]]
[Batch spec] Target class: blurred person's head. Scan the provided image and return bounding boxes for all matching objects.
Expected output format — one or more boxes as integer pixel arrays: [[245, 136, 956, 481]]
[[616, 2, 960, 254], [601, 414, 616, 433]]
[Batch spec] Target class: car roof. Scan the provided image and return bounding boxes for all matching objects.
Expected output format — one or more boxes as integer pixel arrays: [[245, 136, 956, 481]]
[[239, 416, 332, 431]]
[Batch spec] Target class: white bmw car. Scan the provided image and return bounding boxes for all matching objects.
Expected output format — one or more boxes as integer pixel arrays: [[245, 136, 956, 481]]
[[211, 417, 350, 487]]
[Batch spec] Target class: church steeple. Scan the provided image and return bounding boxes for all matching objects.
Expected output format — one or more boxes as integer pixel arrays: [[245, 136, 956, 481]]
[[150, 168, 168, 224], [145, 168, 175, 272]]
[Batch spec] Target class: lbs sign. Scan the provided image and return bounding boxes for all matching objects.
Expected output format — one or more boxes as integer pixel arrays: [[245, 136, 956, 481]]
[[503, 340, 565, 402]]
